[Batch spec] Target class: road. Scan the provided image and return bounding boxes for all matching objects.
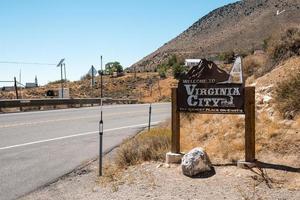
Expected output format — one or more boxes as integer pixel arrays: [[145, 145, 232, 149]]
[[0, 103, 171, 200]]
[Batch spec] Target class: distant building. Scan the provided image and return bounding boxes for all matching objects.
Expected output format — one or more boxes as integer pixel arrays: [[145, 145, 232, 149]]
[[25, 76, 39, 88], [25, 83, 38, 88], [185, 59, 201, 67]]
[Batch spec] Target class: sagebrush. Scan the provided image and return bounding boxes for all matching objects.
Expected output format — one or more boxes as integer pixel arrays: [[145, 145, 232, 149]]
[[275, 72, 300, 117]]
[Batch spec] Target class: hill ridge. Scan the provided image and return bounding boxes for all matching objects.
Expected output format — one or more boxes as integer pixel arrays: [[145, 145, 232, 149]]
[[130, 0, 300, 72]]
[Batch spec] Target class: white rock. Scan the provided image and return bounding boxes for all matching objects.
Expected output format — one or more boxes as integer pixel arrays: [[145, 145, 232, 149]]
[[181, 147, 212, 177], [263, 95, 272, 104], [156, 163, 163, 168]]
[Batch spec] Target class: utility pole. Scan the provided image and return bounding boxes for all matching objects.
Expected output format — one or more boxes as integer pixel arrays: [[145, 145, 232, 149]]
[[64, 63, 66, 81], [60, 63, 64, 98], [57, 59, 65, 99]]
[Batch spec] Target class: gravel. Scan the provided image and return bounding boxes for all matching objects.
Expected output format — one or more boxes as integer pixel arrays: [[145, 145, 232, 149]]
[[20, 158, 300, 200]]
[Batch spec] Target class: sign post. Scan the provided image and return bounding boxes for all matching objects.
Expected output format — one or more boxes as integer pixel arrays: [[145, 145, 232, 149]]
[[168, 57, 256, 165], [99, 99, 103, 176], [171, 87, 180, 153], [244, 87, 255, 162], [148, 103, 152, 132]]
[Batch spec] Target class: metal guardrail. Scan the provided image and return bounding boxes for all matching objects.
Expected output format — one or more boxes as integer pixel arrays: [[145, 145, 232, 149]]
[[0, 98, 138, 109]]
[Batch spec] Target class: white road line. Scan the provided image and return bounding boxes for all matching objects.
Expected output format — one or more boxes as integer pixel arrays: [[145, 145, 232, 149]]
[[0, 121, 161, 151]]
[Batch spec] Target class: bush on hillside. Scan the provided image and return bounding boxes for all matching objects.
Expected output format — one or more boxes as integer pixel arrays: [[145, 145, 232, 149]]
[[275, 72, 300, 118], [243, 54, 268, 78], [218, 51, 235, 64], [267, 28, 300, 63], [157, 63, 168, 78], [172, 63, 186, 79]]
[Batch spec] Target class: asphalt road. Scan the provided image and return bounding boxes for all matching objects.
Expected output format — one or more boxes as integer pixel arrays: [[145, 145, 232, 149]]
[[0, 103, 171, 200]]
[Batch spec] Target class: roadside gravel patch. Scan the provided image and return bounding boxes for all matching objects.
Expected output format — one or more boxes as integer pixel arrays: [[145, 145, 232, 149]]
[[20, 158, 300, 200]]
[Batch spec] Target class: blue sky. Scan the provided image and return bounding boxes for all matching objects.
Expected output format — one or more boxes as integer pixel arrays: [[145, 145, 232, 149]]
[[0, 0, 237, 86]]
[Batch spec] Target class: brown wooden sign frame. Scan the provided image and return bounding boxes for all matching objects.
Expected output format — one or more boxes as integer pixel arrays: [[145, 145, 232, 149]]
[[171, 59, 256, 162]]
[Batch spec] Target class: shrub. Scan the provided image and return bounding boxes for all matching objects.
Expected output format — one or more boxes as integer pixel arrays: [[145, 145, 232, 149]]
[[48, 79, 65, 84], [172, 63, 186, 79], [115, 128, 171, 168], [218, 51, 235, 64], [267, 27, 300, 63], [243, 54, 267, 78], [168, 55, 178, 67], [157, 64, 168, 78], [80, 73, 92, 81], [275, 72, 300, 118]]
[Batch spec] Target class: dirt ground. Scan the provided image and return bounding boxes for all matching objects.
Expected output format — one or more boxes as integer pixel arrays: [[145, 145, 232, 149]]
[[20, 155, 300, 200]]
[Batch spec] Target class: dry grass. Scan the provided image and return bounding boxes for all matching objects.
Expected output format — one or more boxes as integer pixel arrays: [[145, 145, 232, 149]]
[[0, 72, 164, 101], [179, 109, 299, 164], [98, 127, 171, 189], [140, 76, 176, 103], [114, 128, 171, 168], [180, 114, 245, 163]]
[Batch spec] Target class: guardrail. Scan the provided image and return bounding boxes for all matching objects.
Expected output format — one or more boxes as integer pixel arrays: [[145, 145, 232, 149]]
[[0, 98, 138, 110]]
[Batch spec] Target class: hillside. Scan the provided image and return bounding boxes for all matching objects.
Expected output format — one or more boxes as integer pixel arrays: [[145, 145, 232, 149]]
[[130, 0, 300, 72], [0, 73, 173, 103]]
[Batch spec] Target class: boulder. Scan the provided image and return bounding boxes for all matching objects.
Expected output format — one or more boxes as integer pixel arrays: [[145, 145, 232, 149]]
[[181, 147, 212, 177]]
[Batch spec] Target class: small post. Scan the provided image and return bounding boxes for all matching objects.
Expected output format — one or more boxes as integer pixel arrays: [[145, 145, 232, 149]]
[[244, 87, 255, 162], [14, 77, 19, 99], [99, 99, 104, 176], [148, 103, 152, 131], [171, 88, 180, 153]]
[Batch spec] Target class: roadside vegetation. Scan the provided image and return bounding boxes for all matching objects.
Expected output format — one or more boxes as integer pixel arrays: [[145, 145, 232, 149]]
[[157, 55, 186, 79], [245, 27, 300, 78], [275, 72, 300, 118], [100, 128, 171, 185], [115, 128, 171, 168]]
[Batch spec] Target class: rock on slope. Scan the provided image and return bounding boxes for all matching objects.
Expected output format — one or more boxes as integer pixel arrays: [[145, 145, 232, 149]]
[[131, 0, 300, 71]]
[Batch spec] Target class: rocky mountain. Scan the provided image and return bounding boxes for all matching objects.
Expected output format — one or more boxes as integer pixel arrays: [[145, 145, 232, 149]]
[[130, 0, 300, 72]]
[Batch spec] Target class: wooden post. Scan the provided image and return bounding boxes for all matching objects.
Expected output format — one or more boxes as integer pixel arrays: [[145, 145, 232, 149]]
[[171, 88, 180, 153], [244, 87, 255, 162], [14, 77, 19, 99]]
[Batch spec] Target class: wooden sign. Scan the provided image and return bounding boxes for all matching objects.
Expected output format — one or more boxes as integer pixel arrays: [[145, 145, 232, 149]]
[[177, 59, 244, 114], [170, 57, 256, 163]]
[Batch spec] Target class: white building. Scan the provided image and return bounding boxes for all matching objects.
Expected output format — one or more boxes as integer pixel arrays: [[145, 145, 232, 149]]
[[185, 59, 201, 67]]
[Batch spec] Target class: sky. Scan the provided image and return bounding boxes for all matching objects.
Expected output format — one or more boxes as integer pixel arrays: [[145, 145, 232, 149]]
[[0, 0, 237, 86]]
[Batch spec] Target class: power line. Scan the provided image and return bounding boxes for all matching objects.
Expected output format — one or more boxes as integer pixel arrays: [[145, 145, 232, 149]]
[[0, 61, 56, 66]]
